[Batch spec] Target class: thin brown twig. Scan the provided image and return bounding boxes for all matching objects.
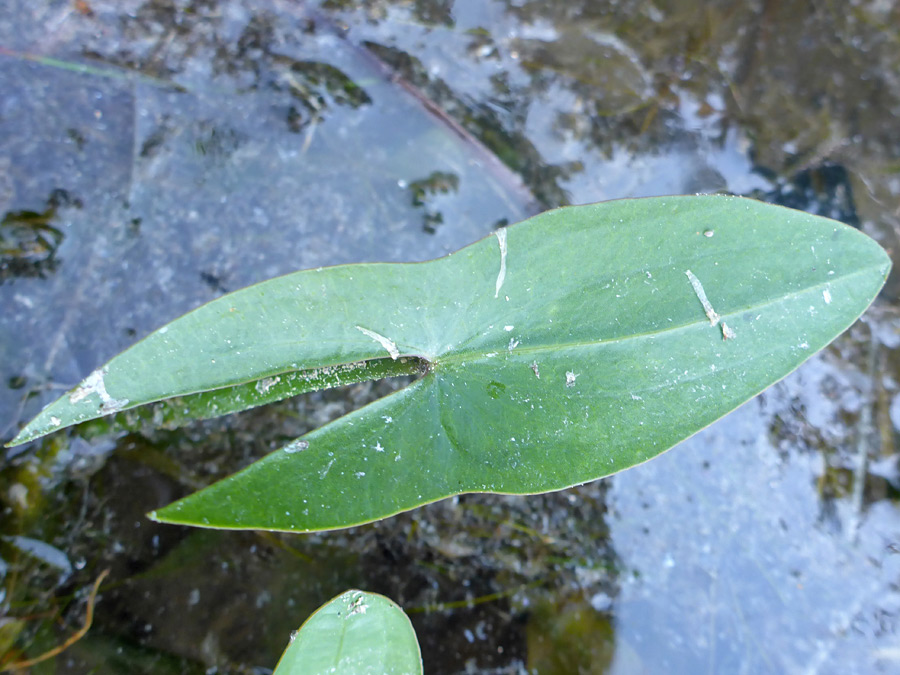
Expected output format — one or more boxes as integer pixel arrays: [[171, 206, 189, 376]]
[[1, 569, 110, 672]]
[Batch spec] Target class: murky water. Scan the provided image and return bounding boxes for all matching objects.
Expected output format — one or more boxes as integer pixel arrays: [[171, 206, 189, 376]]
[[2, 1, 900, 673]]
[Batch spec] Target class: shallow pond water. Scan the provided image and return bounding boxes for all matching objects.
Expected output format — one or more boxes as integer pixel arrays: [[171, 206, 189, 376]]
[[2, 1, 900, 673]]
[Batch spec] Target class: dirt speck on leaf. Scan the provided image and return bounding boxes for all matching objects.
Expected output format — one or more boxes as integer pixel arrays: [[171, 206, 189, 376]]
[[255, 376, 281, 394], [283, 439, 309, 454], [348, 592, 368, 616]]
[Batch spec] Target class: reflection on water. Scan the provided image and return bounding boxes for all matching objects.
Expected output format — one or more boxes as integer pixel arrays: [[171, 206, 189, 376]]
[[408, 170, 461, 233], [758, 163, 860, 228], [0, 189, 74, 283], [1, 0, 899, 672]]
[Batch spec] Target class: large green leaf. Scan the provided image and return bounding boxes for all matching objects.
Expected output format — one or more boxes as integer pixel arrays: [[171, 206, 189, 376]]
[[273, 590, 422, 675], [7, 196, 891, 531]]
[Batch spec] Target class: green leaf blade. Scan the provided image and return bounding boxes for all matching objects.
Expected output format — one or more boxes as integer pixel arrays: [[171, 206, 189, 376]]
[[8, 262, 434, 444], [11, 196, 890, 532], [273, 590, 422, 675], [151, 378, 450, 531]]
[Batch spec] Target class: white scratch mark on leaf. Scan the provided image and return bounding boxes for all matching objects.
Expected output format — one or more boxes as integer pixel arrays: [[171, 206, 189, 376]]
[[494, 228, 508, 298], [355, 325, 399, 360], [319, 458, 336, 479], [823, 289, 832, 304], [508, 338, 520, 351], [68, 367, 129, 414], [685, 270, 720, 326]]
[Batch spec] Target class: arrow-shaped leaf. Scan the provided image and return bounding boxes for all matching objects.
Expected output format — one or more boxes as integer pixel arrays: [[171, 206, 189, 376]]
[[8, 196, 890, 532]]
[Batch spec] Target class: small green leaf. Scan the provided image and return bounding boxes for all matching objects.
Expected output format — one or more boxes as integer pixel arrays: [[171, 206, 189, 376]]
[[8, 196, 891, 532], [273, 590, 422, 675]]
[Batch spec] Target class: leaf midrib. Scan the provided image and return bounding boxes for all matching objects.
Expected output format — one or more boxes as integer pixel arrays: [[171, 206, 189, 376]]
[[42, 261, 879, 433], [433, 264, 884, 367]]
